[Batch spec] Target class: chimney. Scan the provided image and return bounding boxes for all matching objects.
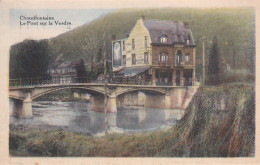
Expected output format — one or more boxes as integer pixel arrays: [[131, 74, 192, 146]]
[[184, 22, 189, 29], [126, 35, 129, 38], [112, 35, 116, 41]]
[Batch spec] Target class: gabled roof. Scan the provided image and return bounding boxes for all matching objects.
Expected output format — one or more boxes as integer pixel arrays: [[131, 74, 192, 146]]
[[49, 59, 83, 69], [57, 61, 74, 68], [55, 54, 64, 62], [143, 19, 195, 46]]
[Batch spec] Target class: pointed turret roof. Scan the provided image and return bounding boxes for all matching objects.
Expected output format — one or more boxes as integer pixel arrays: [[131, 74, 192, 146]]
[[55, 54, 64, 62]]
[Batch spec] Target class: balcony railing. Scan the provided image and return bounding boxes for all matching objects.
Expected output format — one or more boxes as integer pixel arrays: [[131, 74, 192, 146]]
[[152, 61, 172, 66]]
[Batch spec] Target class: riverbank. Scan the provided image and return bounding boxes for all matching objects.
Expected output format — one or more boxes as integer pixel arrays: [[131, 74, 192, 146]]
[[9, 85, 255, 157]]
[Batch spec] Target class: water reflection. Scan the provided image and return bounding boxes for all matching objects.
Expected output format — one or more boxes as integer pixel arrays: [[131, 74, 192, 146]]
[[9, 101, 184, 134], [116, 107, 184, 131]]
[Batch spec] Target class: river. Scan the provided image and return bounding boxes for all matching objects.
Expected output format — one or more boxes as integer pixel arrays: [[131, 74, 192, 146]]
[[9, 101, 184, 135]]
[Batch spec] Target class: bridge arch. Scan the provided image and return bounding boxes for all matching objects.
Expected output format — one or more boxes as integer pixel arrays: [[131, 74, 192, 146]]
[[31, 86, 107, 100], [115, 88, 166, 97]]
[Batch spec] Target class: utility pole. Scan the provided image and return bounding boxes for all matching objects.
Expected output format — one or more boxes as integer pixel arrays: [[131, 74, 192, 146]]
[[233, 49, 236, 74], [104, 48, 108, 134], [225, 41, 236, 74], [202, 35, 206, 86], [103, 24, 108, 135]]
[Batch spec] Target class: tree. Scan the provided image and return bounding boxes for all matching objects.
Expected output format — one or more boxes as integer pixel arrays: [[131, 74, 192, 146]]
[[80, 17, 111, 77], [206, 36, 224, 85], [9, 39, 50, 79], [81, 30, 102, 68]]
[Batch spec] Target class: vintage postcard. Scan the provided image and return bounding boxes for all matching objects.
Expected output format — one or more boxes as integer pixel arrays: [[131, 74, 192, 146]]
[[0, 0, 259, 164]]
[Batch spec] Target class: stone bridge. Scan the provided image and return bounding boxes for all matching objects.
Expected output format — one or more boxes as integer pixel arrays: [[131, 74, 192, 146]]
[[9, 83, 199, 118]]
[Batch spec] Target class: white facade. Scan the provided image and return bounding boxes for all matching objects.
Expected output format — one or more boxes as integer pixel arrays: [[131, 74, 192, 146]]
[[112, 18, 152, 71]]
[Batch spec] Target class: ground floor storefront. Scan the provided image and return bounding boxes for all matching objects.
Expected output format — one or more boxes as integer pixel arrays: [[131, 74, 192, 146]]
[[112, 66, 152, 85], [50, 76, 75, 84], [112, 66, 195, 86], [152, 68, 194, 86]]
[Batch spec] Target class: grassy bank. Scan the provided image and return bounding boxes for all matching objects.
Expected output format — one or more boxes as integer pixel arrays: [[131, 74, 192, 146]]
[[10, 85, 255, 157]]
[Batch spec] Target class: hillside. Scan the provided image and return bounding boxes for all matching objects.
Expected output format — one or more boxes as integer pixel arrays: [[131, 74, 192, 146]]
[[49, 8, 254, 69], [9, 8, 255, 79]]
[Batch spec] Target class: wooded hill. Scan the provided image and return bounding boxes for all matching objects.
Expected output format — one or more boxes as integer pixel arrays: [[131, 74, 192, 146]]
[[9, 8, 255, 79]]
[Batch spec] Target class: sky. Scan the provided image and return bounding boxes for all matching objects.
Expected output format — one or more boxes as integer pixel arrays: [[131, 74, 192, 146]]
[[9, 9, 115, 44]]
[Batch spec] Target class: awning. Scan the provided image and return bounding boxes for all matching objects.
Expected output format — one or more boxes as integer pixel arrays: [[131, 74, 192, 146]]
[[117, 66, 151, 77], [113, 67, 124, 72]]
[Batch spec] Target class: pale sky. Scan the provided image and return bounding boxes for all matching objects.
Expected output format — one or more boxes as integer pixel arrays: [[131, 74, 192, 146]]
[[9, 9, 115, 45]]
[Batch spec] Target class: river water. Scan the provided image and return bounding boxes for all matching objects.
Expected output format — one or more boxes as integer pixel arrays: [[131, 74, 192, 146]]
[[9, 101, 184, 135]]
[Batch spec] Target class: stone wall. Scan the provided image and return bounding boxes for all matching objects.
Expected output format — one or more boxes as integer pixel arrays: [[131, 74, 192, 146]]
[[116, 87, 198, 110], [167, 87, 198, 109], [116, 91, 139, 106]]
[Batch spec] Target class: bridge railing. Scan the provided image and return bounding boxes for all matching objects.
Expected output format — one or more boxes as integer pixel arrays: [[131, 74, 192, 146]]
[[9, 76, 198, 87], [9, 77, 49, 87], [9, 77, 101, 87], [9, 76, 154, 87], [109, 77, 153, 85]]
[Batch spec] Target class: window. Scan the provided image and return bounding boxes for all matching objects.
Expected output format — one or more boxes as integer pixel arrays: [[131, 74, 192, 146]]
[[186, 35, 191, 45], [144, 36, 148, 48], [161, 54, 165, 62], [160, 35, 168, 43], [159, 52, 168, 62], [176, 50, 182, 65], [185, 53, 190, 63], [132, 39, 135, 50], [123, 55, 126, 66], [177, 35, 181, 41], [144, 52, 148, 64], [176, 70, 180, 86], [123, 41, 125, 51], [132, 54, 136, 65]]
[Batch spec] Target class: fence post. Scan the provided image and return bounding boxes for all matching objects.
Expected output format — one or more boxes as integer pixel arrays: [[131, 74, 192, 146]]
[[19, 78, 22, 87]]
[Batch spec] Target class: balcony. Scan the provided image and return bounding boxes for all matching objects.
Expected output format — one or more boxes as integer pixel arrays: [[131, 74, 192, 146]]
[[152, 61, 172, 67], [152, 61, 194, 68], [175, 62, 184, 67], [175, 61, 194, 67]]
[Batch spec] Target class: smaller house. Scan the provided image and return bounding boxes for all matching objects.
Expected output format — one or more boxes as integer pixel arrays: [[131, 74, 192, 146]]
[[48, 54, 86, 84]]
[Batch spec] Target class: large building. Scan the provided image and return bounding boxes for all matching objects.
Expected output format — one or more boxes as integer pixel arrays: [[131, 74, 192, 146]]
[[48, 54, 86, 84], [112, 16, 196, 86]]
